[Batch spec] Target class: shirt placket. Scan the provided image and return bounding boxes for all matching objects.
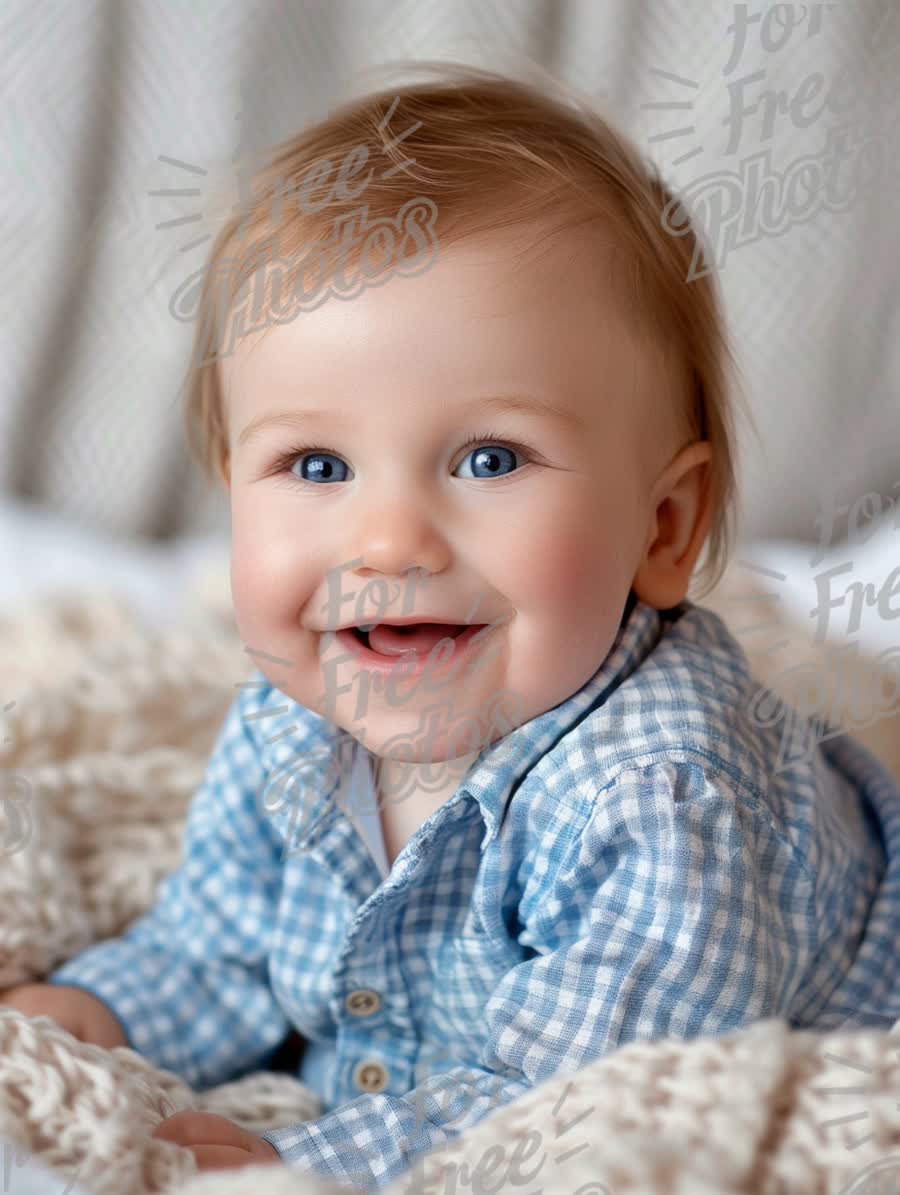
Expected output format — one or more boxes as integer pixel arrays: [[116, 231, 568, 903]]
[[305, 793, 474, 1104]]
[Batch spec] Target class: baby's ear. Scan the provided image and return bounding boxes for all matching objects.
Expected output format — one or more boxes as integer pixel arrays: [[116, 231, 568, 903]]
[[632, 441, 714, 609]]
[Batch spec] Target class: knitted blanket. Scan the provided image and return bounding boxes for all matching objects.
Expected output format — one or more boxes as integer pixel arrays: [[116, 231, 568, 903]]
[[2, 577, 900, 1195]]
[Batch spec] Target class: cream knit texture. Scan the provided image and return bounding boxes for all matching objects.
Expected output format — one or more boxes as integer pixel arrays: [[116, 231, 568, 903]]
[[2, 572, 900, 1195]]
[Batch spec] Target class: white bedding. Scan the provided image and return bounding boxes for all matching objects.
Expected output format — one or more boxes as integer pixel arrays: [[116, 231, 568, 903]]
[[0, 497, 229, 630], [734, 504, 900, 656]]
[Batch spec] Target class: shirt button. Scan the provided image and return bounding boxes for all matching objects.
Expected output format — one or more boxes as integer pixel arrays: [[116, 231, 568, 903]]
[[353, 1058, 389, 1093], [345, 989, 381, 1016]]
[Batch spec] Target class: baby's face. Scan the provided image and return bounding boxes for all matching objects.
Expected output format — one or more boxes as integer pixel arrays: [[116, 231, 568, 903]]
[[220, 220, 668, 763]]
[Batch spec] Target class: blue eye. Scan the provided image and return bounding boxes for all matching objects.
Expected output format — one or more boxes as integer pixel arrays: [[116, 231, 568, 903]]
[[292, 452, 352, 483], [453, 443, 522, 479]]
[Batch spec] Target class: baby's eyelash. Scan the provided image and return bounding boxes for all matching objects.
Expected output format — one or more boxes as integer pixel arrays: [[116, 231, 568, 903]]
[[268, 429, 536, 478], [454, 429, 535, 461], [268, 441, 334, 475]]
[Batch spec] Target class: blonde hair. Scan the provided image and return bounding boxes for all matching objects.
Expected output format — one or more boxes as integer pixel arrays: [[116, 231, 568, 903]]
[[181, 61, 755, 601]]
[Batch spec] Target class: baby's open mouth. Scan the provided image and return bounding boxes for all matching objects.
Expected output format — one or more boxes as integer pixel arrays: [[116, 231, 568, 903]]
[[352, 622, 473, 657]]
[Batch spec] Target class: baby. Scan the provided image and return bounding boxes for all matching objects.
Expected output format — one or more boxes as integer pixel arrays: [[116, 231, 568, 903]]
[[4, 63, 900, 1189]]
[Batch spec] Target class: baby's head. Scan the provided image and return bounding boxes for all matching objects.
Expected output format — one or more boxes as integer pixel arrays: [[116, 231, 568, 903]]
[[183, 64, 743, 761]]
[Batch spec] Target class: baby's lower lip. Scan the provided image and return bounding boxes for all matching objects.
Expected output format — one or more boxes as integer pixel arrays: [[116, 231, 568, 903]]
[[331, 624, 491, 674]]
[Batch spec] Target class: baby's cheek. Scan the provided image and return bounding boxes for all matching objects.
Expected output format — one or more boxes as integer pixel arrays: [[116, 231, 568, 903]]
[[230, 508, 312, 630], [523, 525, 617, 619], [229, 546, 257, 625]]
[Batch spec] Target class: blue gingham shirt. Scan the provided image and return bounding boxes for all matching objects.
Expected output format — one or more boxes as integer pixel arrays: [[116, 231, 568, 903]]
[[48, 595, 900, 1188]]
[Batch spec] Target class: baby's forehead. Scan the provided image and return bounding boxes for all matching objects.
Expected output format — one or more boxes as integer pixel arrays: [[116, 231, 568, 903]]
[[435, 217, 632, 299], [219, 216, 678, 430], [225, 224, 641, 356]]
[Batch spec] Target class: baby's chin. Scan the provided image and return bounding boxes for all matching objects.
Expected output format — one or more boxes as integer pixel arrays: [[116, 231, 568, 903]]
[[337, 709, 508, 767]]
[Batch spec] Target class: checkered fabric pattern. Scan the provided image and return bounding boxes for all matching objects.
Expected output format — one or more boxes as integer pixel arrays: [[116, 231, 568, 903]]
[[48, 596, 900, 1188]]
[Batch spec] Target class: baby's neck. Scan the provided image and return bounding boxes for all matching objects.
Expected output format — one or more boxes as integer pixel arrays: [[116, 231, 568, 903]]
[[375, 748, 481, 796], [372, 748, 482, 868]]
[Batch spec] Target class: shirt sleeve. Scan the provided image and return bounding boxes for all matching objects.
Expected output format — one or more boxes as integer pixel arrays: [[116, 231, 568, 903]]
[[46, 677, 294, 1090], [259, 759, 812, 1189]]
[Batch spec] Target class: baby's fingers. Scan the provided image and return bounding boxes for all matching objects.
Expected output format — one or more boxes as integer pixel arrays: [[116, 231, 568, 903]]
[[151, 1111, 280, 1169], [153, 1111, 238, 1144], [189, 1144, 263, 1173]]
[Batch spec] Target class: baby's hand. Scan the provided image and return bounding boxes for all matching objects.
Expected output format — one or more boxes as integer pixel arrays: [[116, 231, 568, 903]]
[[152, 1111, 282, 1172], [0, 983, 128, 1048]]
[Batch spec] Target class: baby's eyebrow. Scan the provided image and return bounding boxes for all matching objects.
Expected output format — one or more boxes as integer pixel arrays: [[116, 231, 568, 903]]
[[238, 409, 350, 448], [238, 391, 584, 449], [458, 392, 585, 429]]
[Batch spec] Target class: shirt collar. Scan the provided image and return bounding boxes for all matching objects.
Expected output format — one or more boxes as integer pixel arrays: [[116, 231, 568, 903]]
[[460, 591, 687, 845]]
